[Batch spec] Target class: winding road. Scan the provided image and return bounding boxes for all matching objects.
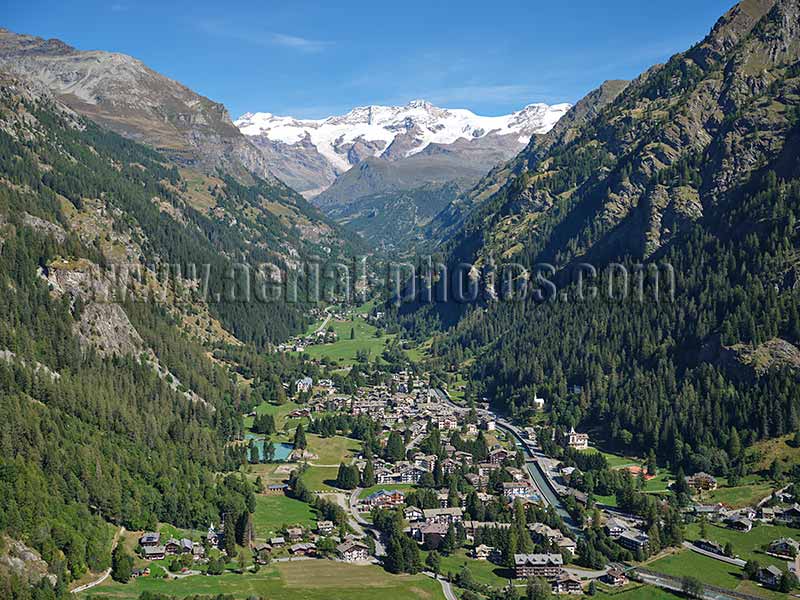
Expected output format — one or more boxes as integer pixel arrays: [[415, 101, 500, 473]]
[[423, 571, 458, 600], [70, 526, 125, 593]]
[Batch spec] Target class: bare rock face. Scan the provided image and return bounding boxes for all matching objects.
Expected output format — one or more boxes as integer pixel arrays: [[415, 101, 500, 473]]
[[0, 28, 277, 183], [0, 536, 57, 588], [701, 335, 800, 381]]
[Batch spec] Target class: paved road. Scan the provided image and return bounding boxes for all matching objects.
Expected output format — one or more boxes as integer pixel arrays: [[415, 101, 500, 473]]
[[314, 306, 336, 335], [683, 541, 746, 567], [423, 572, 458, 600], [346, 487, 386, 556], [71, 526, 125, 593], [433, 387, 577, 531]]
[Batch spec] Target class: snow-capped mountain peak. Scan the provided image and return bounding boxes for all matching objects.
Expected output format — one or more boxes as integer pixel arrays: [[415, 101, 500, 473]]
[[235, 99, 570, 195]]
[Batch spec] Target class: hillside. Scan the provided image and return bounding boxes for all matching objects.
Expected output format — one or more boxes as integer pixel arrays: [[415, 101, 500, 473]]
[[400, 0, 800, 473], [0, 73, 308, 597], [0, 28, 277, 184], [424, 79, 630, 249]]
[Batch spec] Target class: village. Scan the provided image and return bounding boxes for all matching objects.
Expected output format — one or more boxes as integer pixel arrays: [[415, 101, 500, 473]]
[[119, 355, 800, 599]]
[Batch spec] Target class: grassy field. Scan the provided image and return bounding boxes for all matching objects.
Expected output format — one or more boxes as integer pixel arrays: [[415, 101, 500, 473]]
[[83, 560, 445, 599], [301, 466, 342, 491], [243, 401, 301, 432], [698, 481, 776, 508], [300, 315, 398, 366], [306, 433, 361, 465], [749, 433, 800, 471], [648, 549, 784, 599], [579, 448, 641, 469], [252, 494, 317, 539], [422, 549, 510, 587], [594, 583, 682, 599], [684, 521, 800, 569]]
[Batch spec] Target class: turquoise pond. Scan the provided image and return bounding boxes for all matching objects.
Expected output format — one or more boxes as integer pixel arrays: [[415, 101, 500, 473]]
[[244, 434, 293, 461]]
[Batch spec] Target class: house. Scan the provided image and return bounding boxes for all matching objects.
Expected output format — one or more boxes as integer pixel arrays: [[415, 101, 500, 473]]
[[564, 488, 588, 505], [768, 538, 800, 558], [759, 507, 776, 522], [337, 540, 369, 562], [502, 481, 532, 499], [141, 545, 166, 561], [552, 573, 582, 594], [317, 521, 334, 535], [164, 538, 181, 555], [192, 543, 205, 558], [289, 542, 316, 556], [695, 539, 725, 556], [472, 544, 493, 560], [140, 532, 160, 547], [617, 529, 650, 553], [514, 553, 564, 580], [567, 427, 589, 451], [463, 521, 511, 539], [477, 462, 501, 476], [604, 518, 629, 538], [286, 527, 304, 541], [529, 523, 563, 542], [180, 538, 193, 554], [270, 536, 286, 547], [687, 472, 718, 491], [726, 516, 753, 532], [602, 569, 627, 587], [412, 522, 449, 547], [758, 565, 783, 589], [489, 448, 511, 465], [465, 473, 488, 490], [295, 377, 313, 394], [404, 506, 424, 523], [557, 536, 578, 555], [778, 504, 800, 526], [423, 507, 463, 524], [253, 543, 272, 564], [206, 524, 219, 547], [533, 396, 545, 412], [362, 489, 406, 509], [690, 503, 727, 522]]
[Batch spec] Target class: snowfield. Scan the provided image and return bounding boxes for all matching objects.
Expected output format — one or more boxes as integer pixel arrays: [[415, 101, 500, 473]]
[[235, 99, 571, 173]]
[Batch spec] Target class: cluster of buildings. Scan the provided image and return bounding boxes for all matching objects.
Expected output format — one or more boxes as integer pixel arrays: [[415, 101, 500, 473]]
[[253, 522, 371, 563], [603, 518, 651, 554], [138, 531, 206, 561]]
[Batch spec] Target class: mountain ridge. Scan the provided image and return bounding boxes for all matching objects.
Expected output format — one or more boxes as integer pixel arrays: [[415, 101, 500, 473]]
[[397, 0, 800, 468], [0, 27, 278, 185], [236, 99, 571, 196]]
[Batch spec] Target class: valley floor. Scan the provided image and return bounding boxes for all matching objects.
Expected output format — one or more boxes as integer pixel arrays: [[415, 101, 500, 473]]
[[82, 561, 445, 600]]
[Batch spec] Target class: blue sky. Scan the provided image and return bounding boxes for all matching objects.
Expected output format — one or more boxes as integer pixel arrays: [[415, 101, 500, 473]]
[[5, 0, 735, 119]]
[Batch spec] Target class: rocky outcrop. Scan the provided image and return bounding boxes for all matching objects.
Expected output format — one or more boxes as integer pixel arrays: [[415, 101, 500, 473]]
[[0, 536, 57, 588], [701, 335, 800, 380]]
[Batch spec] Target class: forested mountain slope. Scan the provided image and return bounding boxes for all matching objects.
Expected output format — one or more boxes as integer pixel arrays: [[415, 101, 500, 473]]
[[424, 79, 629, 250], [0, 73, 324, 598], [402, 0, 800, 474]]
